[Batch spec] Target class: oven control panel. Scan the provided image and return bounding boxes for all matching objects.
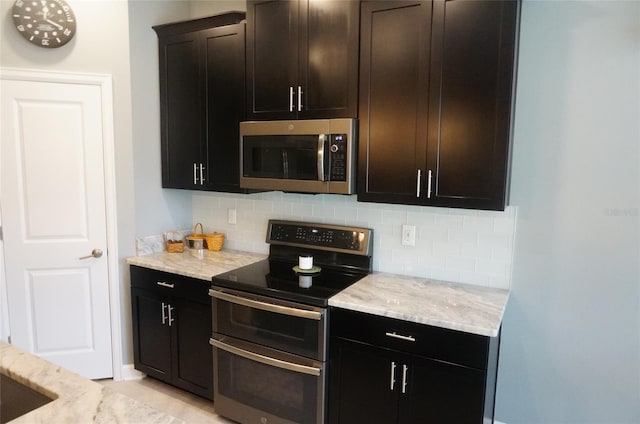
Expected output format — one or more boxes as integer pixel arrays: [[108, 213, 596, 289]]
[[267, 220, 372, 256]]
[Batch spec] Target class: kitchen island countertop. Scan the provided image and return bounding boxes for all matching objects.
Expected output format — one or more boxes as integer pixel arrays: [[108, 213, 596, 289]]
[[0, 342, 183, 423]]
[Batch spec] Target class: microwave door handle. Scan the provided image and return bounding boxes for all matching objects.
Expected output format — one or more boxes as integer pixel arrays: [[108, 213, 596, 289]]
[[317, 135, 326, 181]]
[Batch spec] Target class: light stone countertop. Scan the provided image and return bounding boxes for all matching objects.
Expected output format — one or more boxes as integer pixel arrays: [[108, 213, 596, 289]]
[[0, 342, 183, 423], [127, 249, 508, 337], [329, 272, 509, 337], [126, 248, 267, 281]]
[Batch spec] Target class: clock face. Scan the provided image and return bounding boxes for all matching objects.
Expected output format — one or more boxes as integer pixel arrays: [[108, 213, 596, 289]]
[[12, 0, 77, 48]]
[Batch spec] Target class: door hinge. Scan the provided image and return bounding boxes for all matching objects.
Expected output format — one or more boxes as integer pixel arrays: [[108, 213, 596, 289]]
[[7, 335, 11, 344], [0, 225, 3, 241]]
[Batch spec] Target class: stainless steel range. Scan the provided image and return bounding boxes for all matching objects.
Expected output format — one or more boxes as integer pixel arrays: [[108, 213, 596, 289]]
[[209, 220, 373, 424]]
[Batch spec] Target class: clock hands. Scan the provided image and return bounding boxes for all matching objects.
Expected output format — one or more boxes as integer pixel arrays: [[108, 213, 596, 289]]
[[46, 19, 63, 30]]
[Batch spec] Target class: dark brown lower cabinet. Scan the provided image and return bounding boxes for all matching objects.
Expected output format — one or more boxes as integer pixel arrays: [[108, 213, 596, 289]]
[[130, 266, 213, 400], [329, 308, 499, 424]]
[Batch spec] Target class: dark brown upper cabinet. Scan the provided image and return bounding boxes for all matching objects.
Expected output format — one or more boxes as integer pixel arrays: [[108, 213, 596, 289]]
[[358, 0, 520, 210], [246, 0, 360, 120], [154, 13, 247, 192]]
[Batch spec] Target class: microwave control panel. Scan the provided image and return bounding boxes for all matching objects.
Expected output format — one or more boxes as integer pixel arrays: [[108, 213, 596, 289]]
[[329, 134, 347, 181]]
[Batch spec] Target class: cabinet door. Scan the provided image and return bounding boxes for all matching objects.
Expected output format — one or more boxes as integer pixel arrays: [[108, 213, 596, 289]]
[[329, 338, 400, 424], [426, 0, 519, 210], [202, 23, 246, 193], [158, 31, 203, 189], [247, 0, 299, 120], [298, 0, 359, 119], [131, 288, 172, 381], [357, 1, 432, 205], [399, 355, 486, 424], [172, 297, 213, 400]]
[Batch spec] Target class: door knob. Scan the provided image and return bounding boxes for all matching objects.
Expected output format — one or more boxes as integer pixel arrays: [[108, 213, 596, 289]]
[[79, 248, 103, 260]]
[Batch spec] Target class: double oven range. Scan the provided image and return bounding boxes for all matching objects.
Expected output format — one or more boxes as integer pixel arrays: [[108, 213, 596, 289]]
[[209, 220, 373, 424]]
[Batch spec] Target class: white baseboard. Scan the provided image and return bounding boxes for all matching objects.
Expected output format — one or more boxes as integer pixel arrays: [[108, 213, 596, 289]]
[[495, 420, 508, 424], [118, 364, 145, 381]]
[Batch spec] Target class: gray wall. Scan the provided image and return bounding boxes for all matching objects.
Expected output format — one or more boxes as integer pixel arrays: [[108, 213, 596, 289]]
[[128, 2, 192, 240], [190, 0, 246, 18], [496, 1, 640, 423]]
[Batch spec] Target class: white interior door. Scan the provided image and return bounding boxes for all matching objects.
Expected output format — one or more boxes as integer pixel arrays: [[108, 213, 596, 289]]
[[1, 76, 113, 379]]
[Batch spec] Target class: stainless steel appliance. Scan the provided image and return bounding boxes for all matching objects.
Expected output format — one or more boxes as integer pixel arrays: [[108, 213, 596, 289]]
[[210, 220, 373, 424], [239, 119, 357, 194]]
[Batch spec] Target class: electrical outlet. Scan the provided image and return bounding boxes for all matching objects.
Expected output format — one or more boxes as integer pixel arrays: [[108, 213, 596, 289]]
[[401, 225, 416, 246], [227, 208, 237, 225]]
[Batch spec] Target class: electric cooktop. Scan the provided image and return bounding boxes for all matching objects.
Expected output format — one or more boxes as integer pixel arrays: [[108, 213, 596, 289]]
[[212, 220, 374, 307]]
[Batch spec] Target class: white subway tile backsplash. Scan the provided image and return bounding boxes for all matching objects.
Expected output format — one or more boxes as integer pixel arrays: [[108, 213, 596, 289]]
[[192, 192, 517, 289], [463, 215, 495, 233]]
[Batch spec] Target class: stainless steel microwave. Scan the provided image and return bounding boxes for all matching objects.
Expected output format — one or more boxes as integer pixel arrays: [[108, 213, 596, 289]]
[[240, 119, 357, 194]]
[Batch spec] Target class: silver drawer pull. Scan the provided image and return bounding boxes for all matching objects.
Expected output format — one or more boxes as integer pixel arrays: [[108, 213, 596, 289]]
[[385, 332, 416, 342], [210, 338, 322, 376], [209, 289, 323, 321], [156, 282, 174, 288]]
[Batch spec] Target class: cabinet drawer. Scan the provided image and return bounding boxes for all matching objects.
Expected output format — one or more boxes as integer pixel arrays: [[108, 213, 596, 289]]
[[130, 266, 210, 304], [329, 307, 491, 370]]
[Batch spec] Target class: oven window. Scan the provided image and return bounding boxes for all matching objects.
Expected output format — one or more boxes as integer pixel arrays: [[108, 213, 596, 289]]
[[213, 297, 324, 360], [216, 347, 321, 424], [243, 135, 320, 180]]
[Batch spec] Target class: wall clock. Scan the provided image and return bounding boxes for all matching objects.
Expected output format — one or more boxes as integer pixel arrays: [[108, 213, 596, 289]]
[[12, 0, 77, 48]]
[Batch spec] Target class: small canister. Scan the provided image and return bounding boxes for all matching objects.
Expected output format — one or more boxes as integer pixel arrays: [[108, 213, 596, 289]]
[[298, 255, 313, 270]]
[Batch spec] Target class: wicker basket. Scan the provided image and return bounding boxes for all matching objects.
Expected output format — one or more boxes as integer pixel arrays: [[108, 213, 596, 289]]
[[166, 240, 185, 253], [204, 232, 225, 251], [186, 223, 206, 249], [165, 230, 184, 253]]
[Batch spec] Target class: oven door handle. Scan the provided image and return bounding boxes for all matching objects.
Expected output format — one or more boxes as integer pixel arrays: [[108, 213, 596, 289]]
[[209, 289, 324, 321], [210, 338, 322, 376]]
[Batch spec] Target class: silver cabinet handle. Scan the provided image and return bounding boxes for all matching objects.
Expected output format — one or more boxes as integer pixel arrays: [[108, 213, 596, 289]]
[[427, 169, 433, 198], [385, 332, 416, 342], [289, 86, 295, 112], [390, 361, 397, 391], [161, 302, 167, 325], [167, 304, 174, 327], [416, 169, 422, 197], [210, 338, 322, 376], [156, 282, 174, 289], [402, 364, 409, 394], [79, 248, 103, 260], [199, 163, 205, 185], [209, 289, 323, 321], [317, 134, 326, 181], [298, 85, 303, 112], [193, 163, 198, 185]]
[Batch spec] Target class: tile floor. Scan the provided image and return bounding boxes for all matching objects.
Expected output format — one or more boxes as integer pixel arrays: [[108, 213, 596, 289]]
[[98, 377, 234, 423]]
